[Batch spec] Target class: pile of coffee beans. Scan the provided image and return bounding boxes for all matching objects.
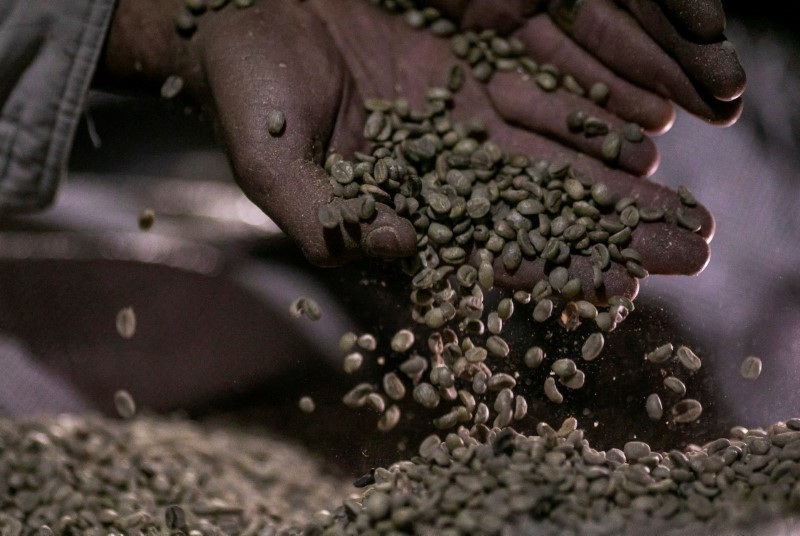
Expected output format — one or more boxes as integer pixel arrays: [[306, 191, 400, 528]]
[[0, 413, 347, 535], [314, 418, 800, 535]]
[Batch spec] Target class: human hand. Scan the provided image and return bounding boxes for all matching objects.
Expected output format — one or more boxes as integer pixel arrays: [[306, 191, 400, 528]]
[[426, 0, 746, 129], [99, 0, 714, 301]]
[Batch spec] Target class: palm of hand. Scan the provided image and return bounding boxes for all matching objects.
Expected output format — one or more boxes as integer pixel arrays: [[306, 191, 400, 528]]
[[197, 0, 713, 300]]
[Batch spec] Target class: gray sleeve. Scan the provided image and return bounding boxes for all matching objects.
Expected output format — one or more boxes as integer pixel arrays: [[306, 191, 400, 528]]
[[0, 0, 116, 213]]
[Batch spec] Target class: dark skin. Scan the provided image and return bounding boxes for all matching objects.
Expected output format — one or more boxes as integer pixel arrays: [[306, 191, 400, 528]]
[[98, 0, 745, 302]]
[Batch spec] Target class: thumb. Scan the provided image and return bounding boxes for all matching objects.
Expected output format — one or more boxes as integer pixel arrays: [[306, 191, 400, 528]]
[[198, 4, 416, 267]]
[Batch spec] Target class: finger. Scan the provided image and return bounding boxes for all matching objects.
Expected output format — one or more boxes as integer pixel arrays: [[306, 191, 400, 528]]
[[493, 254, 640, 304], [477, 121, 713, 273], [617, 0, 745, 101], [487, 71, 660, 177], [657, 0, 726, 42], [201, 6, 416, 267], [566, 152, 715, 242], [630, 222, 710, 275], [547, 0, 742, 125], [425, 0, 540, 34], [514, 15, 676, 133]]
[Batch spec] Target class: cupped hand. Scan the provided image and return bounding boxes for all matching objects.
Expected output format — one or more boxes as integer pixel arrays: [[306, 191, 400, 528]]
[[428, 0, 746, 129], [100, 0, 714, 301]]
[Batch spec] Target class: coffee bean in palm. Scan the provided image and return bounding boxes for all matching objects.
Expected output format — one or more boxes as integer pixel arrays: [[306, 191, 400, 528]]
[[266, 109, 286, 136]]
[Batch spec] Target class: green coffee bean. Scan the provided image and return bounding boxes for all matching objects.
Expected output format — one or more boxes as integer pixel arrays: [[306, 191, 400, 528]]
[[447, 64, 465, 92], [595, 312, 615, 332], [116, 306, 136, 339], [583, 116, 608, 137], [608, 226, 632, 246], [114, 390, 136, 419], [589, 82, 609, 105], [581, 333, 604, 361], [289, 297, 321, 321], [676, 345, 702, 372], [486, 312, 503, 335], [549, 267, 569, 292], [502, 241, 522, 271], [298, 396, 315, 413], [174, 8, 197, 34], [465, 346, 488, 363], [377, 404, 401, 432], [514, 395, 528, 420], [474, 403, 489, 424], [560, 369, 585, 389], [535, 72, 558, 91], [496, 298, 514, 320], [478, 262, 494, 290], [487, 373, 516, 391], [622, 122, 644, 142], [561, 278, 582, 299], [356, 333, 377, 351], [619, 205, 640, 228], [413, 383, 440, 409], [472, 62, 493, 82], [626, 260, 649, 279], [676, 207, 702, 232], [533, 299, 553, 322], [391, 329, 415, 353], [339, 332, 357, 353], [663, 376, 687, 396], [366, 393, 386, 413], [740, 356, 762, 380], [266, 109, 286, 136], [551, 358, 577, 378], [646, 343, 673, 364], [544, 377, 564, 404], [567, 110, 588, 132], [456, 265, 478, 287], [424, 308, 446, 328], [318, 204, 340, 229], [343, 352, 364, 374], [639, 207, 664, 222], [677, 185, 697, 207], [360, 195, 377, 220], [524, 346, 545, 369], [592, 265, 604, 289], [672, 399, 703, 423], [601, 132, 621, 163], [576, 301, 598, 319], [646, 394, 663, 421], [513, 290, 532, 304], [486, 335, 510, 358], [381, 373, 406, 401]]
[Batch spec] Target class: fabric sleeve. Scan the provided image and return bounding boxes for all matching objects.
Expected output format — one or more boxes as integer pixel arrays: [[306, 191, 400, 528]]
[[0, 0, 116, 213]]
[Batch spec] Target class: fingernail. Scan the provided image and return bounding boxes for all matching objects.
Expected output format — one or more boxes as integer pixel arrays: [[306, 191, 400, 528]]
[[365, 226, 400, 258]]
